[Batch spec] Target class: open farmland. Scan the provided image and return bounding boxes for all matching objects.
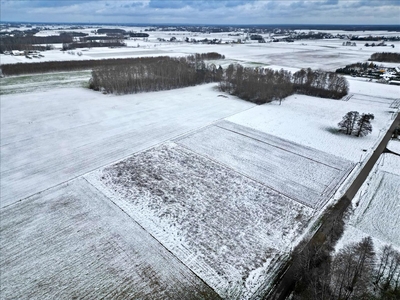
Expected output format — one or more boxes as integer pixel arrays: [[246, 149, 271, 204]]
[[176, 120, 353, 209], [0, 70, 91, 95], [0, 84, 254, 207], [227, 80, 397, 163], [0, 177, 219, 299], [2, 31, 400, 72], [85, 143, 314, 299], [1, 24, 400, 300]]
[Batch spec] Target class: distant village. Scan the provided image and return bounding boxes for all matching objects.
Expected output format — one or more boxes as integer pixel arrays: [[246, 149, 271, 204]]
[[336, 62, 400, 85]]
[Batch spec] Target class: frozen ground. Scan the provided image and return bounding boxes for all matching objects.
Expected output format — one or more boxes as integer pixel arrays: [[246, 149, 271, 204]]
[[0, 177, 218, 299], [226, 80, 397, 163], [0, 84, 254, 207], [176, 120, 353, 209], [85, 143, 314, 299]]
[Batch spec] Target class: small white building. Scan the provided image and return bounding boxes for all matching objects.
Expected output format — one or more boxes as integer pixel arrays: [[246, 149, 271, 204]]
[[11, 50, 24, 56]]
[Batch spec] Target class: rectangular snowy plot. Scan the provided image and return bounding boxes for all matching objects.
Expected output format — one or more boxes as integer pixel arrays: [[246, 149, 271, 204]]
[[0, 178, 218, 300], [351, 171, 400, 248], [0, 85, 254, 207], [176, 121, 353, 209], [86, 143, 314, 299]]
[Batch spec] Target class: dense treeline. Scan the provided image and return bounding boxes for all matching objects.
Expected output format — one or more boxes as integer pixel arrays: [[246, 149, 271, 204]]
[[219, 64, 292, 104], [187, 52, 225, 61], [0, 57, 163, 76], [0, 52, 226, 77], [369, 52, 400, 63], [0, 35, 74, 52], [89, 56, 222, 94], [293, 68, 349, 99], [219, 64, 349, 104], [62, 41, 126, 50], [293, 237, 400, 300], [286, 195, 400, 300]]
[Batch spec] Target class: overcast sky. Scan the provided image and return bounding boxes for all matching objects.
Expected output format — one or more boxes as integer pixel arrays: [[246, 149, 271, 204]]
[[1, 0, 400, 25]]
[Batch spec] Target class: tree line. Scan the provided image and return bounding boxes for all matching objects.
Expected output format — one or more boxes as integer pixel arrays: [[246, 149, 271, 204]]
[[89, 56, 223, 94], [219, 64, 349, 104], [293, 237, 400, 300], [0, 35, 74, 53], [369, 52, 400, 63], [89, 60, 348, 100], [1, 58, 148, 76], [0, 52, 226, 77], [186, 52, 225, 61]]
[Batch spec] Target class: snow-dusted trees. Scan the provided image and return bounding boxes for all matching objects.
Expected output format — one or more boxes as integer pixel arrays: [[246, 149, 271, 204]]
[[219, 64, 293, 104], [330, 237, 375, 300], [338, 111, 360, 135], [338, 111, 374, 137], [293, 237, 400, 300], [374, 245, 400, 297], [219, 65, 349, 104], [89, 55, 220, 94], [355, 113, 374, 137], [293, 68, 349, 99]]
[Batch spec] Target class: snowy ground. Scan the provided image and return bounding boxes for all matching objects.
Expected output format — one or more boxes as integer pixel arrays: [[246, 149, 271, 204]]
[[2, 28, 400, 72], [337, 139, 400, 252], [1, 27, 399, 299], [0, 84, 254, 207], [85, 143, 314, 299], [0, 177, 218, 299], [0, 70, 91, 95], [176, 120, 353, 209], [226, 80, 397, 163]]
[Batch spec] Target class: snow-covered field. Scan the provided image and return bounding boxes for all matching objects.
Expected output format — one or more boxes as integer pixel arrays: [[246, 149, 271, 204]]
[[176, 120, 353, 209], [337, 139, 400, 252], [85, 143, 314, 299], [0, 84, 254, 207], [227, 79, 397, 163], [1, 26, 399, 299], [0, 70, 91, 95], [0, 177, 218, 299], [2, 27, 400, 72]]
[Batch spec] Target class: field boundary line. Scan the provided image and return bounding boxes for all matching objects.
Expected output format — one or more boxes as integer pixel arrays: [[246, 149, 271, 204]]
[[174, 141, 315, 209], [214, 122, 345, 171], [81, 176, 219, 296], [0, 102, 257, 208]]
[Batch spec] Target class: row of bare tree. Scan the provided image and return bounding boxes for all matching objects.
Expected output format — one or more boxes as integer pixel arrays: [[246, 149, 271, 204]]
[[219, 64, 293, 104], [219, 64, 349, 104], [294, 237, 400, 299], [369, 52, 400, 63], [89, 56, 222, 94], [1, 57, 158, 76], [0, 35, 74, 52]]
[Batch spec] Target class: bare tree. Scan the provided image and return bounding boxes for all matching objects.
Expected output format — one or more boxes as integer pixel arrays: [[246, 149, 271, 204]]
[[338, 111, 360, 135], [330, 237, 375, 300], [355, 113, 374, 137]]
